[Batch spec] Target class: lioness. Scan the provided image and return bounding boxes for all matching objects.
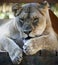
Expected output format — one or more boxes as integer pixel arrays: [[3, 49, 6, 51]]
[[0, 1, 58, 65], [22, 2, 58, 55]]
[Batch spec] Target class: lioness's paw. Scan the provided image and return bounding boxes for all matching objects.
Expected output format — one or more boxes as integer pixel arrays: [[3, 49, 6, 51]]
[[23, 43, 36, 55], [11, 49, 23, 64], [23, 45, 31, 55], [13, 54, 22, 64], [23, 39, 42, 55]]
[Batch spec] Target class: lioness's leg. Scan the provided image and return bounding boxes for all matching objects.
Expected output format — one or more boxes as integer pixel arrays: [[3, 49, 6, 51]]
[[23, 35, 58, 55], [0, 36, 23, 64]]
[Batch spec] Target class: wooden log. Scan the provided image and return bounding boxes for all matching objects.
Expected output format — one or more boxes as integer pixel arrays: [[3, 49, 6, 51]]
[[0, 52, 13, 65], [20, 50, 58, 65]]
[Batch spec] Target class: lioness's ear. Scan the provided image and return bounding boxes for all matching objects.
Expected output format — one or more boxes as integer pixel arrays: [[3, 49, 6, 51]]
[[39, 1, 49, 15], [12, 3, 22, 16], [40, 1, 49, 9]]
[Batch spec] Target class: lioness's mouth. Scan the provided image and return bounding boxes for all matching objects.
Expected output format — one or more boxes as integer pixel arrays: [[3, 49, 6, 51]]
[[23, 35, 42, 43], [25, 35, 42, 40], [23, 33, 48, 43], [23, 36, 34, 43], [25, 35, 43, 40], [25, 36, 33, 40]]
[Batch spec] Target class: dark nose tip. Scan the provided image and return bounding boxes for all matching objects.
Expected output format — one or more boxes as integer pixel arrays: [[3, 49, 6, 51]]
[[24, 30, 31, 35]]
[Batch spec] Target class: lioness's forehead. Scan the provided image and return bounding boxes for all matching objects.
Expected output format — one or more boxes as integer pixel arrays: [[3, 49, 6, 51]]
[[21, 3, 39, 13], [19, 3, 42, 18], [22, 3, 39, 8]]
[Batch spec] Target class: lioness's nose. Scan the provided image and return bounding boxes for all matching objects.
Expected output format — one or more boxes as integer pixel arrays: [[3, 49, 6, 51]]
[[23, 24, 32, 35], [24, 30, 31, 35]]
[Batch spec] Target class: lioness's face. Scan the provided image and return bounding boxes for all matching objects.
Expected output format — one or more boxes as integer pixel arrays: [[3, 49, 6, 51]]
[[12, 3, 48, 42]]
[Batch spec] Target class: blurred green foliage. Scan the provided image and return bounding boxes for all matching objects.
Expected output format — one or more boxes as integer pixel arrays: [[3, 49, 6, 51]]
[[50, 3, 58, 17]]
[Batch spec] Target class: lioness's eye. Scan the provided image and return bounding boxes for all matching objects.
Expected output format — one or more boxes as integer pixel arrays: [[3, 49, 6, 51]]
[[34, 18, 39, 22], [33, 18, 39, 25], [20, 18, 24, 23], [21, 18, 24, 21]]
